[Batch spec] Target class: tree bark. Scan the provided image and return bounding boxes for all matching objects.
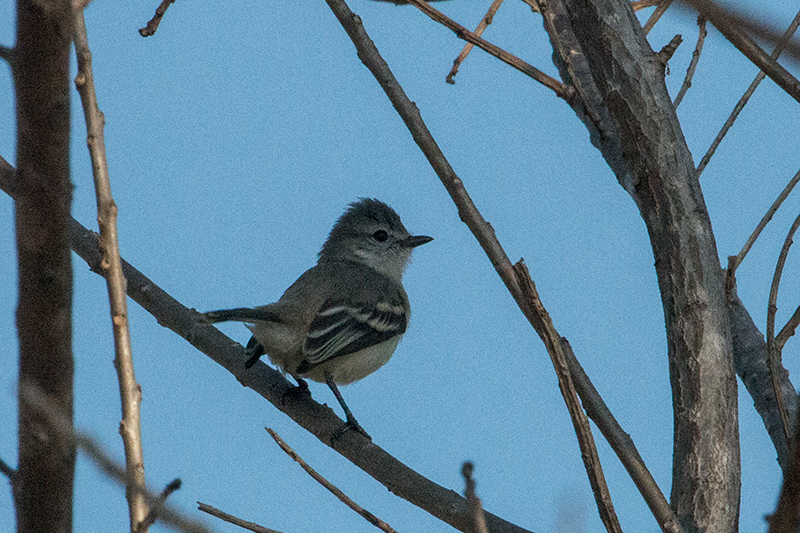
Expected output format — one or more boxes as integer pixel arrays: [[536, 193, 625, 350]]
[[14, 1, 75, 532], [537, 0, 740, 531]]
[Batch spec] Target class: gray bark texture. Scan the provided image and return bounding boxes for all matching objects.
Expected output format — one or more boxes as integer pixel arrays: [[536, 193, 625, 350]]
[[536, 0, 741, 531]]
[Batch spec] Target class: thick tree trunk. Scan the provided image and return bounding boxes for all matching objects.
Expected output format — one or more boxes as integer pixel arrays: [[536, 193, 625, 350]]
[[14, 1, 75, 532], [537, 0, 740, 531]]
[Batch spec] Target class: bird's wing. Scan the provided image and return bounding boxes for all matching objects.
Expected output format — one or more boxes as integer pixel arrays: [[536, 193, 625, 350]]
[[301, 298, 408, 369]]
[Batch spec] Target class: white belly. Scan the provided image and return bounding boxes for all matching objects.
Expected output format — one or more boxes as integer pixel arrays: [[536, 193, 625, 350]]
[[303, 335, 403, 385]]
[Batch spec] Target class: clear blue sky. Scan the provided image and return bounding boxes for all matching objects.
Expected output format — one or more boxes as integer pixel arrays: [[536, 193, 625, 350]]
[[2, 1, 799, 532]]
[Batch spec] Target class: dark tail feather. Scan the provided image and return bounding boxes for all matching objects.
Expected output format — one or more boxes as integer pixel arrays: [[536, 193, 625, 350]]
[[203, 307, 280, 324], [244, 336, 265, 368]]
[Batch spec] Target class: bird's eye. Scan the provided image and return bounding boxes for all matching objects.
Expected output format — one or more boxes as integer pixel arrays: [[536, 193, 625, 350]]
[[372, 230, 389, 242]]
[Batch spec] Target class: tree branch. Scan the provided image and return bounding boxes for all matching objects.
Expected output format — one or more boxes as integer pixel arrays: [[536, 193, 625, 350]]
[[73, 11, 150, 531], [695, 7, 800, 176], [267, 428, 397, 533]]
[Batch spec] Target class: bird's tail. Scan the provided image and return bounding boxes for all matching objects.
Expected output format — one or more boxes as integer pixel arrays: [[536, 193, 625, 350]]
[[203, 308, 281, 323]]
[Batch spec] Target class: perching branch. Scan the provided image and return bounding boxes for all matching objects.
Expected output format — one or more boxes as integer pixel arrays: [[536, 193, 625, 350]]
[[267, 428, 397, 533], [73, 12, 150, 532], [0, 155, 533, 533]]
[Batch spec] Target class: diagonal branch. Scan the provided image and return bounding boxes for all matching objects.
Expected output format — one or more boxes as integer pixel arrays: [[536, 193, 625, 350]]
[[446, 0, 505, 84], [0, 155, 532, 533], [695, 7, 800, 176], [403, 0, 573, 100], [681, 0, 800, 104], [267, 428, 397, 533]]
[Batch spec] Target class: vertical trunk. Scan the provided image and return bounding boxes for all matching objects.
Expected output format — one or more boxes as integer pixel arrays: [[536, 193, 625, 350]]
[[14, 1, 75, 532], [537, 0, 740, 530]]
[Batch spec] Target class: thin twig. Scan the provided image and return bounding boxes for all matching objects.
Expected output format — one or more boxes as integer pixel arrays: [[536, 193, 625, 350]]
[[681, 0, 800, 104], [776, 304, 800, 352], [139, 0, 177, 37], [0, 45, 13, 65], [673, 16, 706, 108], [512, 262, 623, 533], [136, 479, 183, 533], [729, 169, 800, 274], [446, 0, 505, 84], [266, 428, 398, 533], [73, 12, 150, 532], [643, 0, 674, 34], [0, 456, 16, 481], [403, 0, 573, 101], [696, 7, 800, 176], [767, 211, 800, 446], [197, 503, 282, 533], [19, 380, 215, 533], [462, 462, 489, 533]]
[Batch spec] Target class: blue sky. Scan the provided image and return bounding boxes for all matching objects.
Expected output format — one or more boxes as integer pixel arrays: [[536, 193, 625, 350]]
[[2, 1, 800, 532]]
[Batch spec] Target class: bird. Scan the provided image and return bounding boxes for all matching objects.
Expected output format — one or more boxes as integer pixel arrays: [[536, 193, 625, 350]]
[[203, 198, 432, 438]]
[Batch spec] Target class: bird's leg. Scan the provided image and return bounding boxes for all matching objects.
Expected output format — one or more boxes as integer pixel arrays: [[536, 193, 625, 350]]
[[325, 375, 371, 441]]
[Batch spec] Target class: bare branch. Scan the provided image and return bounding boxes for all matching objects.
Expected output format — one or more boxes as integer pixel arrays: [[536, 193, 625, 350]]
[[197, 503, 281, 533], [0, 45, 13, 65], [643, 0, 674, 34], [402, 0, 573, 100], [0, 457, 16, 481], [681, 0, 800, 104], [695, 7, 800, 176], [729, 169, 800, 275], [267, 428, 398, 533], [513, 262, 622, 533], [446, 0, 504, 84], [673, 16, 706, 108], [776, 304, 800, 352], [73, 12, 150, 532], [631, 0, 660, 10], [766, 211, 800, 446], [139, 0, 177, 37], [461, 462, 489, 533]]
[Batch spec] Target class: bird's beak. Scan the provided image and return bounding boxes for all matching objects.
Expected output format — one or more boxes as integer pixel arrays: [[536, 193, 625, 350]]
[[403, 235, 433, 248]]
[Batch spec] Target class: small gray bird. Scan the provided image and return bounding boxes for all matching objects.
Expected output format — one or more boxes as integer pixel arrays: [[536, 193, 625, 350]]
[[204, 198, 432, 438]]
